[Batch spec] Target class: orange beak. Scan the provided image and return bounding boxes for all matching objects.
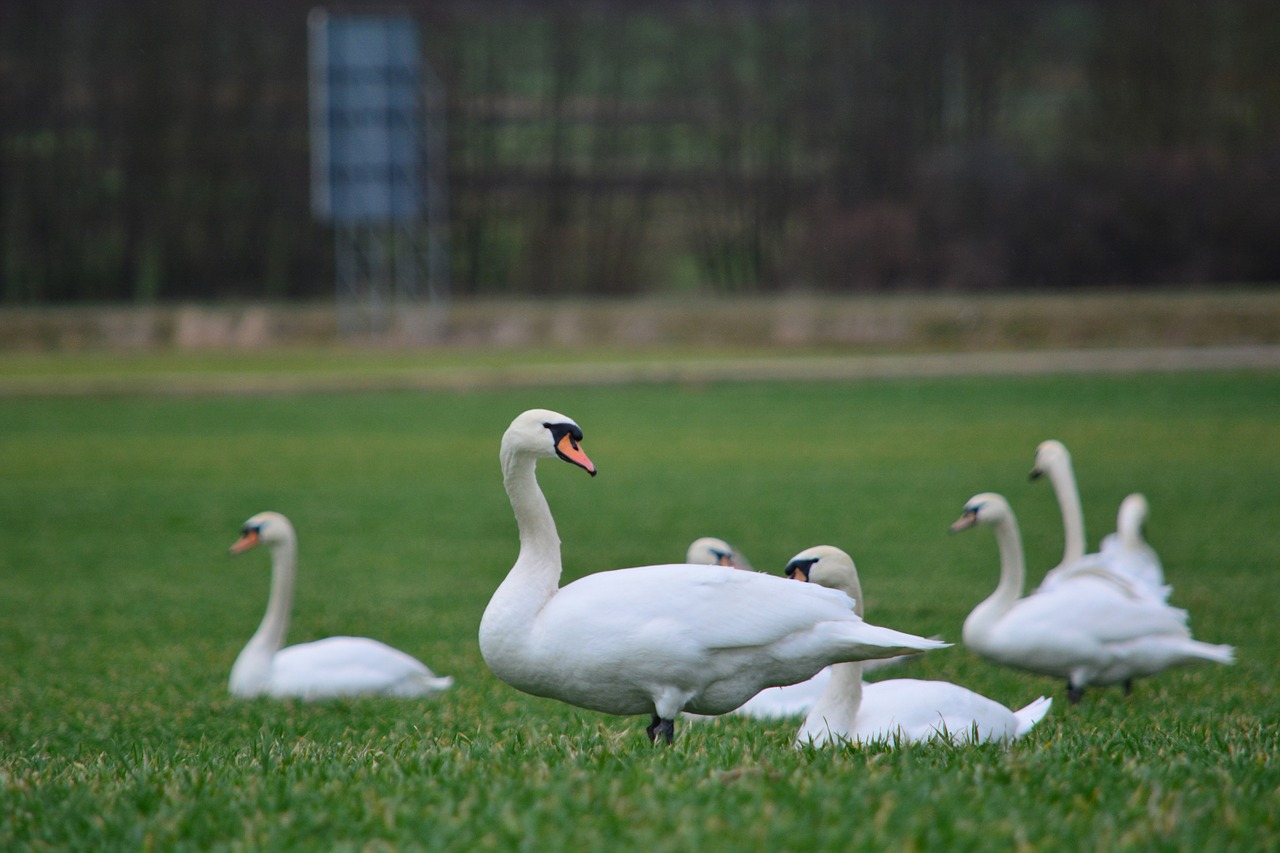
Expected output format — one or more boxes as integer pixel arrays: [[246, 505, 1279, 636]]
[[556, 433, 596, 476], [230, 529, 260, 555]]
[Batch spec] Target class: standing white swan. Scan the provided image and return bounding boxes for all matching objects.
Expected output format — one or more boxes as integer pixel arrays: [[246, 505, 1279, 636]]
[[950, 493, 1234, 703], [478, 409, 947, 743], [790, 546, 1051, 747], [1031, 440, 1166, 597], [228, 512, 454, 700]]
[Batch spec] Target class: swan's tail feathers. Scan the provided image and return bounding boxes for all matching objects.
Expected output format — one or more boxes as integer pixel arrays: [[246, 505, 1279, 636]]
[[1189, 642, 1236, 666], [1012, 696, 1053, 738], [403, 673, 455, 697], [834, 622, 950, 662], [859, 635, 946, 676]]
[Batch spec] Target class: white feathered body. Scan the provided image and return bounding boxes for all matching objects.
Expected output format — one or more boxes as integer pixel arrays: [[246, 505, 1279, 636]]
[[798, 673, 1052, 747], [480, 562, 942, 719], [232, 636, 455, 700], [967, 564, 1232, 688]]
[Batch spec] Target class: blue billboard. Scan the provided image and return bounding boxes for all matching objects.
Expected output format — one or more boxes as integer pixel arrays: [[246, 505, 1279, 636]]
[[308, 11, 423, 223]]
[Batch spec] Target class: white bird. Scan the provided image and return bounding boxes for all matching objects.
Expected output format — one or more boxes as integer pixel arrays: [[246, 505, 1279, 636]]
[[227, 511, 454, 700], [950, 493, 1234, 703], [789, 546, 1051, 747], [1095, 493, 1168, 594], [1031, 440, 1166, 597], [478, 409, 948, 743], [686, 537, 755, 571]]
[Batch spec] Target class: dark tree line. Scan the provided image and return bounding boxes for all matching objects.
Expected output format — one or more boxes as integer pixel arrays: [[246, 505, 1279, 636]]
[[2, 0, 1279, 303]]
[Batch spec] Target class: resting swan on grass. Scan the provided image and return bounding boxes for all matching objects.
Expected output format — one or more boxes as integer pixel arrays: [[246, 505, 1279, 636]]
[[950, 493, 1234, 703], [790, 546, 1051, 747], [228, 512, 454, 700], [1030, 440, 1166, 597], [477, 409, 947, 743], [686, 537, 755, 572]]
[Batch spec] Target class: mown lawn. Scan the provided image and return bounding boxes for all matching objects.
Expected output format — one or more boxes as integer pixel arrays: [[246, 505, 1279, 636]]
[[1, 369, 1277, 850]]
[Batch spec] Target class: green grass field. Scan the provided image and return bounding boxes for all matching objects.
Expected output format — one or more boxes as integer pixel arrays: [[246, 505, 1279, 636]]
[[2, 367, 1277, 850]]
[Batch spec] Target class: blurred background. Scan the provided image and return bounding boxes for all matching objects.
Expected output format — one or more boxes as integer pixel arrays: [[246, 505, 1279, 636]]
[[2, 0, 1278, 313]]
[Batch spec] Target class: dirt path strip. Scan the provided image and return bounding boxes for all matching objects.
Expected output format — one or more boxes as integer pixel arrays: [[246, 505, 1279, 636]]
[[2, 345, 1278, 397]]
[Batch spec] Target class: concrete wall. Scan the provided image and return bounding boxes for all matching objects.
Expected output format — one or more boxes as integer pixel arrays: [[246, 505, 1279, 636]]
[[2, 291, 1278, 353]]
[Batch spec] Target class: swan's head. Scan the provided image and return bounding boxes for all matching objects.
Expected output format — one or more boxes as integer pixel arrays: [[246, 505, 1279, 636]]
[[502, 409, 596, 475], [687, 537, 742, 568], [1030, 439, 1071, 481], [785, 545, 862, 610], [230, 511, 296, 554], [950, 492, 1013, 532]]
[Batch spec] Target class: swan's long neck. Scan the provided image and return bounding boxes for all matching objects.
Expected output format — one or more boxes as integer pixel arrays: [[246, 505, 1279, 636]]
[[963, 512, 1026, 646], [504, 448, 562, 582], [479, 448, 563, 664], [804, 559, 865, 734], [1047, 457, 1085, 567], [230, 535, 296, 694], [807, 658, 864, 736]]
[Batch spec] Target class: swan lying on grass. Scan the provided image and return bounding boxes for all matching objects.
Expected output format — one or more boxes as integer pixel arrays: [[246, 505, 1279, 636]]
[[686, 536, 755, 571], [228, 512, 453, 700], [478, 409, 947, 744], [950, 493, 1234, 703], [789, 546, 1051, 747]]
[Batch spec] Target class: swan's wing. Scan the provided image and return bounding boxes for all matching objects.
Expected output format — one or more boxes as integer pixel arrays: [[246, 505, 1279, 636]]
[[1011, 580, 1192, 644], [1098, 534, 1168, 596], [1038, 552, 1168, 602], [549, 564, 937, 659], [270, 636, 448, 698]]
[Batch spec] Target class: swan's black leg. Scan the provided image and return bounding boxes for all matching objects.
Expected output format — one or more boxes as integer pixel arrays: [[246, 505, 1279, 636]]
[[1067, 681, 1085, 705], [646, 715, 661, 743], [1123, 679, 1133, 697], [656, 718, 675, 744], [645, 715, 675, 744]]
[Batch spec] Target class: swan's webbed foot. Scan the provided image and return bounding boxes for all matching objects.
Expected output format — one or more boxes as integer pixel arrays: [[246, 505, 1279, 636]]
[[1123, 679, 1134, 697], [1067, 682, 1085, 705], [646, 715, 675, 744]]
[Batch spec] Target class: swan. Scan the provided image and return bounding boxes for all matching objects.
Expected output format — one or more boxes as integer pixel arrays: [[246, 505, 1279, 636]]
[[477, 409, 948, 743], [789, 546, 1051, 747], [950, 493, 1235, 703], [1031, 440, 1166, 596], [686, 537, 755, 571], [1095, 493, 1168, 593], [228, 511, 454, 699]]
